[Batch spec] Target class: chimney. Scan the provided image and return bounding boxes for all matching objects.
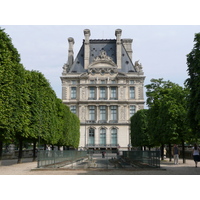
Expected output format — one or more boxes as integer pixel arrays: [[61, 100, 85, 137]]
[[115, 29, 122, 69], [84, 29, 91, 69], [67, 37, 75, 67], [122, 39, 133, 60]]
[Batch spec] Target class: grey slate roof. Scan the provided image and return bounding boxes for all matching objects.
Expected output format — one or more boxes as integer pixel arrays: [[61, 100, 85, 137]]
[[68, 39, 136, 73]]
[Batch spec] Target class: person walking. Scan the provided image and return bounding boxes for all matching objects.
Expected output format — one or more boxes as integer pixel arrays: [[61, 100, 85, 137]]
[[172, 144, 180, 165], [192, 143, 200, 168]]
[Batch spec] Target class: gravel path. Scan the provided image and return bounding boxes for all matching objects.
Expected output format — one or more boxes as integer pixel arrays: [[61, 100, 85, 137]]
[[1, 158, 200, 175]]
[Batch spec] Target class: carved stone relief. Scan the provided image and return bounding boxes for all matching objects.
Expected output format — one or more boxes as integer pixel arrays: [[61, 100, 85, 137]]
[[81, 87, 86, 100], [81, 107, 86, 120], [120, 106, 126, 120], [120, 87, 124, 99]]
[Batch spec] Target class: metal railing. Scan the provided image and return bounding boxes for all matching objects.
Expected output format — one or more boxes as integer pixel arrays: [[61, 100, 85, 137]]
[[37, 150, 160, 169], [122, 151, 160, 168], [37, 150, 87, 168], [86, 144, 119, 148]]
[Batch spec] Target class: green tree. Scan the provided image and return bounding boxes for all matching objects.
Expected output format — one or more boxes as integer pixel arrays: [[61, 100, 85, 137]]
[[130, 109, 151, 149], [146, 79, 189, 161], [185, 32, 200, 140], [0, 28, 30, 163]]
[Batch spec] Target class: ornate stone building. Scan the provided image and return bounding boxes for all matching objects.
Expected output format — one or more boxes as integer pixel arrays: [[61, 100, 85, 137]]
[[61, 29, 145, 150]]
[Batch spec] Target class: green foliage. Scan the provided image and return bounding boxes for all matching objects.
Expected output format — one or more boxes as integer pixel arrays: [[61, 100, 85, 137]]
[[0, 27, 28, 141], [130, 109, 151, 147], [0, 27, 80, 150], [185, 32, 200, 138], [145, 79, 189, 146]]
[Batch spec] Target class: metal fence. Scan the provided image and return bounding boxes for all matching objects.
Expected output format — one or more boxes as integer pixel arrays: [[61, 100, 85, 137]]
[[122, 151, 160, 168], [37, 150, 88, 168], [37, 150, 160, 169]]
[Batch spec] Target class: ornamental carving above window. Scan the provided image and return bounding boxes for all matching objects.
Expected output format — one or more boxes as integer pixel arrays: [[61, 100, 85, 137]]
[[88, 50, 118, 74]]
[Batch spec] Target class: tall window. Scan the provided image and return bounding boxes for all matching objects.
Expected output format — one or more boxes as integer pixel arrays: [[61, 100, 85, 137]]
[[130, 87, 135, 99], [111, 128, 117, 145], [100, 128, 106, 145], [130, 105, 136, 118], [89, 87, 95, 99], [89, 106, 95, 120], [70, 106, 76, 114], [88, 128, 95, 145], [100, 87, 106, 99], [71, 87, 76, 99], [100, 106, 106, 121], [110, 87, 117, 99], [110, 106, 117, 120]]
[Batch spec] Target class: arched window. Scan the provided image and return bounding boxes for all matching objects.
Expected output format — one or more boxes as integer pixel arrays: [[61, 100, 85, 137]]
[[100, 128, 106, 145], [88, 128, 95, 145], [111, 128, 117, 145]]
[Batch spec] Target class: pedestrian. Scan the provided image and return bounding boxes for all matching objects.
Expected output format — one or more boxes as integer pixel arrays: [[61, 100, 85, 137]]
[[102, 151, 105, 158], [192, 143, 200, 168], [172, 144, 180, 165]]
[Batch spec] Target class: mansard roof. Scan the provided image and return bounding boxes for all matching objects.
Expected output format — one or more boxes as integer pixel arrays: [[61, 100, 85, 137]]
[[68, 39, 136, 73]]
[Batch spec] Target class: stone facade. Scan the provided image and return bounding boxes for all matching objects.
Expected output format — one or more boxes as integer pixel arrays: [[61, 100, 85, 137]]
[[61, 29, 145, 150]]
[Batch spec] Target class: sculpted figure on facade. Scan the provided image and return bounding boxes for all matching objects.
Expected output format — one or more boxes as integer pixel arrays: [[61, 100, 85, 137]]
[[81, 87, 86, 100], [135, 60, 143, 72], [81, 107, 86, 120], [120, 106, 126, 120], [94, 50, 112, 62], [120, 88, 124, 99]]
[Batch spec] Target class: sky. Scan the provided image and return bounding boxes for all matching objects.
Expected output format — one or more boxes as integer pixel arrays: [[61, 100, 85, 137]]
[[1, 25, 200, 104]]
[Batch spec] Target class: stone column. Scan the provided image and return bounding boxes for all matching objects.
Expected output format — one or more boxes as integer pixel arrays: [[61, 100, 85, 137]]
[[107, 105, 110, 122], [96, 86, 99, 100], [106, 128, 110, 147], [96, 105, 99, 122], [115, 29, 122, 69], [95, 128, 99, 147], [107, 86, 110, 100], [84, 29, 91, 69], [67, 37, 74, 67]]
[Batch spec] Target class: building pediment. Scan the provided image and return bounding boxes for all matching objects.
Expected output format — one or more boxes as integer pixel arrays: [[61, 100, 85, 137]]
[[89, 50, 117, 69], [88, 50, 117, 75]]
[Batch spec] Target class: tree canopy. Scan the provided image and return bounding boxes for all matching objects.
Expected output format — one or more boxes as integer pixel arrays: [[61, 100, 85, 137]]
[[145, 79, 189, 146], [185, 32, 200, 139], [0, 28, 80, 163]]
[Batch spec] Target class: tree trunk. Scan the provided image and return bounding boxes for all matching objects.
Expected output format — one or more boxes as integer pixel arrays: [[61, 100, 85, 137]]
[[17, 139, 23, 163], [161, 144, 164, 160], [148, 146, 151, 151], [182, 140, 185, 163], [32, 141, 37, 161], [169, 143, 172, 161], [0, 140, 3, 166]]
